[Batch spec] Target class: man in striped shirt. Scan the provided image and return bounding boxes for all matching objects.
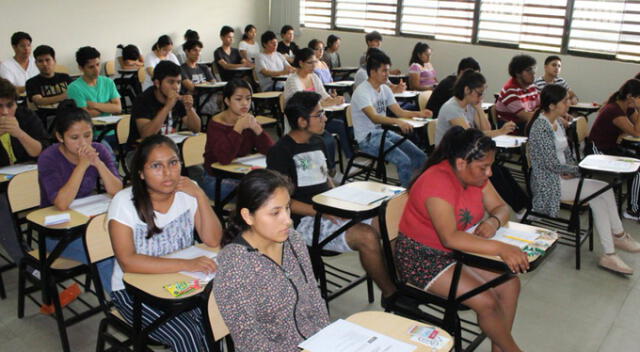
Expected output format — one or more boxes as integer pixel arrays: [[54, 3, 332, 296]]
[[534, 55, 578, 104], [495, 54, 540, 133]]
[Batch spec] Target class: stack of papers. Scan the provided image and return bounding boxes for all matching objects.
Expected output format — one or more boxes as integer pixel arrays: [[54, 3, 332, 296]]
[[69, 194, 112, 217], [321, 187, 390, 205], [92, 115, 125, 124], [0, 163, 37, 175], [467, 224, 552, 250], [164, 246, 218, 281], [579, 157, 640, 173], [234, 154, 266, 168]]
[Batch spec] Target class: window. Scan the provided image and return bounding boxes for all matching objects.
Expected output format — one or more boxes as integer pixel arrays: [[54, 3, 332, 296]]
[[300, 0, 333, 29], [478, 0, 568, 52], [334, 0, 397, 34], [400, 0, 475, 43]]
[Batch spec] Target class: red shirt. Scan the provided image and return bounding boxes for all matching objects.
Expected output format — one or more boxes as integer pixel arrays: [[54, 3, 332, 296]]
[[399, 160, 486, 252], [589, 102, 634, 151], [495, 77, 540, 124], [204, 119, 274, 174]]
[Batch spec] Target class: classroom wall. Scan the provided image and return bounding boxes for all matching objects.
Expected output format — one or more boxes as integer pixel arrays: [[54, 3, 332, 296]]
[[297, 28, 640, 103], [0, 0, 270, 74]]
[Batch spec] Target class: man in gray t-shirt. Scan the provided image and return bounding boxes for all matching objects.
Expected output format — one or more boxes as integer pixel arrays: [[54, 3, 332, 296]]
[[435, 96, 478, 145]]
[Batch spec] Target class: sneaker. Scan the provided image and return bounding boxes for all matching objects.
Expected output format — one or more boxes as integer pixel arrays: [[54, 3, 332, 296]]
[[623, 209, 640, 221], [598, 254, 634, 275], [614, 232, 640, 253]]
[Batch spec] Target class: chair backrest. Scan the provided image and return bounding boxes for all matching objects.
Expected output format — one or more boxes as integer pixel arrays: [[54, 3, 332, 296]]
[[427, 119, 438, 147], [378, 193, 409, 284], [575, 116, 588, 144], [418, 90, 432, 111], [207, 285, 230, 342], [84, 213, 112, 264], [279, 93, 285, 114], [345, 105, 354, 128], [104, 60, 116, 76], [116, 116, 131, 145], [137, 67, 146, 84], [7, 169, 40, 213], [522, 142, 533, 196], [55, 64, 70, 74], [182, 133, 207, 167]]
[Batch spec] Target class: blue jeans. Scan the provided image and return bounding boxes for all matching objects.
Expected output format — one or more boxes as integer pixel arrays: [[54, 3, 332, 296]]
[[45, 237, 114, 294], [326, 118, 354, 159], [200, 173, 240, 202], [358, 129, 427, 187]]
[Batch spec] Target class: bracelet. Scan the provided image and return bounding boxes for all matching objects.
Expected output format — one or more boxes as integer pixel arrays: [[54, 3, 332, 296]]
[[488, 215, 501, 229]]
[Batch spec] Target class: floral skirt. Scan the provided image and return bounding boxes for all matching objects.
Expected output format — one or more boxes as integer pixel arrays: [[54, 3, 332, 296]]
[[394, 233, 456, 290]]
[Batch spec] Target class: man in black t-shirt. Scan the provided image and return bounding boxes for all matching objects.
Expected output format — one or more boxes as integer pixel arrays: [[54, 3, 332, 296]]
[[128, 61, 201, 145], [276, 25, 299, 64], [427, 57, 481, 118], [214, 26, 253, 82], [267, 91, 397, 301], [26, 45, 72, 124]]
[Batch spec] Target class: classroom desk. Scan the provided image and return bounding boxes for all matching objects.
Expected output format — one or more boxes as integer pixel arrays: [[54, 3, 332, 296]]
[[194, 81, 227, 116], [92, 114, 128, 142], [330, 66, 358, 81], [123, 244, 218, 351], [324, 103, 350, 112], [271, 74, 289, 90], [0, 163, 37, 192], [492, 135, 527, 149], [389, 74, 409, 84], [209, 154, 265, 215], [253, 91, 284, 136], [394, 90, 420, 106], [569, 102, 600, 117], [324, 80, 354, 96], [256, 115, 277, 126]]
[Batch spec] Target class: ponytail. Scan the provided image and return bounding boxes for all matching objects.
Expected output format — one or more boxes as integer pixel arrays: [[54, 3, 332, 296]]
[[607, 78, 640, 104], [526, 84, 567, 136]]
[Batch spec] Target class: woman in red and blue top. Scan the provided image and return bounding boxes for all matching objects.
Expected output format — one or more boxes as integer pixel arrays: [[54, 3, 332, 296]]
[[396, 126, 528, 352]]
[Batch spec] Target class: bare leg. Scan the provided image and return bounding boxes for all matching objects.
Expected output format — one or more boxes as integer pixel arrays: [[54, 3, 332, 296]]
[[345, 223, 396, 297], [427, 265, 522, 352]]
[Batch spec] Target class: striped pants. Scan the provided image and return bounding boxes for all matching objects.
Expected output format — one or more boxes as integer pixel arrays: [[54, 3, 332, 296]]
[[111, 289, 211, 352], [590, 143, 640, 212]]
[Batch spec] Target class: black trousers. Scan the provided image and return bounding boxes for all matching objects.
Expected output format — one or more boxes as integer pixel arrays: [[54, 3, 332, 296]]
[[490, 164, 529, 213]]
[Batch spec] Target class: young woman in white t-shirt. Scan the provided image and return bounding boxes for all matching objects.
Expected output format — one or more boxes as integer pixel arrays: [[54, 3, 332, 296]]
[[238, 24, 260, 63], [143, 35, 180, 90], [108, 134, 222, 352]]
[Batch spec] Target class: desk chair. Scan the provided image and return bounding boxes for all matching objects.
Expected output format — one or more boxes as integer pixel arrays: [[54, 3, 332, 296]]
[[427, 118, 438, 153], [203, 283, 234, 352], [104, 60, 116, 76], [378, 193, 486, 352], [520, 143, 594, 269], [114, 70, 142, 114], [567, 116, 589, 162], [181, 133, 206, 171], [137, 67, 146, 85], [252, 90, 283, 136], [418, 90, 432, 111], [55, 64, 70, 74], [116, 116, 132, 184], [10, 170, 100, 352]]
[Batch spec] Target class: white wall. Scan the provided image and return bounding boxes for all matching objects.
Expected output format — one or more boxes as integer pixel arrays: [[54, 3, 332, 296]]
[[298, 28, 639, 103], [0, 0, 270, 73]]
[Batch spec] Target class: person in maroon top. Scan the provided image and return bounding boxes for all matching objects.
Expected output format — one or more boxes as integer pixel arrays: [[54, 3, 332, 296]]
[[396, 126, 528, 352], [201, 79, 273, 201], [589, 78, 640, 219]]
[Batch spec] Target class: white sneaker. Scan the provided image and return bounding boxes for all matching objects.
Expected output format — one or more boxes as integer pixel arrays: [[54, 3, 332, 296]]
[[614, 232, 640, 253], [598, 254, 633, 275]]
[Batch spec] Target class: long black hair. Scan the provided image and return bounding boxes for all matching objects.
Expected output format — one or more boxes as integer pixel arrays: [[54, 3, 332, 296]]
[[452, 70, 486, 100], [130, 135, 181, 239], [54, 99, 93, 138], [411, 126, 495, 188], [409, 42, 430, 66], [222, 169, 293, 246], [221, 79, 253, 109], [525, 84, 567, 137], [607, 78, 640, 104]]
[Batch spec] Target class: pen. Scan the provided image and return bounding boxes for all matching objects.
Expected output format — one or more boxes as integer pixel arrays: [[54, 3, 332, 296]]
[[367, 195, 389, 205], [505, 235, 534, 244]]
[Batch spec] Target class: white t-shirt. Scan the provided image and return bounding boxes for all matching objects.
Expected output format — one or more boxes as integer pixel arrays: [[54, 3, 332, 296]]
[[350, 80, 397, 142], [435, 97, 477, 145], [238, 40, 260, 63], [353, 67, 368, 89], [142, 51, 180, 90], [0, 56, 39, 88], [107, 187, 198, 292], [255, 52, 290, 92]]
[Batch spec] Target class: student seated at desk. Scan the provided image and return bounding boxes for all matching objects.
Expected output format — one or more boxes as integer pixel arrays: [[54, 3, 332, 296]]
[[527, 84, 640, 275], [589, 79, 640, 220], [395, 126, 527, 352], [534, 55, 578, 104], [215, 26, 253, 82], [128, 61, 201, 145], [321, 34, 341, 70], [276, 25, 299, 64], [175, 29, 199, 65], [495, 55, 540, 133], [428, 57, 480, 118], [67, 46, 122, 117], [143, 35, 180, 90], [214, 169, 329, 352], [255, 30, 295, 92], [307, 39, 332, 84], [202, 79, 274, 201], [115, 44, 144, 71], [180, 40, 217, 115], [351, 50, 430, 187], [353, 48, 405, 93], [26, 45, 72, 125], [108, 135, 222, 352], [408, 42, 437, 91], [267, 91, 397, 301], [38, 101, 122, 293], [238, 24, 260, 63], [0, 31, 38, 95]]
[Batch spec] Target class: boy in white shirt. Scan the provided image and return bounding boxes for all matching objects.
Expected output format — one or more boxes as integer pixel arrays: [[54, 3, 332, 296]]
[[0, 32, 39, 94]]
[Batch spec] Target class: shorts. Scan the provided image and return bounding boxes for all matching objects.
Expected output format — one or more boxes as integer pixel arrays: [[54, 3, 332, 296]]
[[394, 233, 456, 290], [296, 216, 373, 253]]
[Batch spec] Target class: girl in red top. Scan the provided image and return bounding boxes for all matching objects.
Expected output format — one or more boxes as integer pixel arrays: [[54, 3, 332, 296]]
[[396, 126, 528, 352], [201, 79, 274, 201]]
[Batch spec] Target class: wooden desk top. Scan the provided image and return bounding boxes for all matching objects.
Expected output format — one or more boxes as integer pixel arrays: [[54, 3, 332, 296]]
[[253, 91, 282, 99], [26, 206, 90, 230], [312, 181, 405, 213], [123, 244, 219, 300], [325, 103, 350, 112], [256, 115, 277, 125], [324, 80, 354, 87], [570, 102, 600, 110], [92, 114, 129, 126], [578, 154, 640, 173], [211, 153, 264, 175], [331, 66, 359, 72], [195, 81, 227, 89]]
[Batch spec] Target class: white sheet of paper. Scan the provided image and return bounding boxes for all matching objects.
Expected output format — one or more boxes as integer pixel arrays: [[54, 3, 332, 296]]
[[401, 119, 428, 128], [165, 133, 190, 144], [0, 163, 37, 175], [492, 135, 527, 148], [394, 91, 419, 98], [92, 115, 125, 124], [299, 319, 416, 352], [321, 186, 389, 205], [233, 154, 267, 168], [44, 213, 71, 226], [164, 246, 218, 281], [579, 157, 640, 173], [325, 103, 350, 112], [467, 224, 540, 249], [69, 194, 112, 217]]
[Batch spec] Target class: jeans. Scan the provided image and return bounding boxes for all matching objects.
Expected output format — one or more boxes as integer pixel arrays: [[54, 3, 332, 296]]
[[200, 173, 240, 203], [358, 129, 427, 187], [326, 118, 354, 159]]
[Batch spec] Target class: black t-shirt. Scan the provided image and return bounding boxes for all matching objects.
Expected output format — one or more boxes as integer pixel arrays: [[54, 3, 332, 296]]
[[427, 74, 456, 118], [214, 47, 244, 82], [180, 63, 214, 84], [25, 73, 72, 101], [277, 41, 299, 57], [0, 107, 50, 166], [129, 86, 186, 144], [266, 135, 329, 207]]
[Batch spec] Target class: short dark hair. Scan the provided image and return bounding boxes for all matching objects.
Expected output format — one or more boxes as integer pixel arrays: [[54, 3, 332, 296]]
[[11, 32, 31, 46], [261, 31, 277, 47], [222, 79, 253, 108], [34, 45, 55, 60], [54, 100, 93, 137], [366, 50, 391, 76], [307, 39, 324, 50], [242, 24, 256, 41], [122, 44, 140, 61], [453, 70, 486, 100], [75, 46, 101, 67], [508, 54, 536, 78], [280, 25, 294, 36], [220, 26, 234, 37], [327, 34, 340, 49], [152, 61, 181, 83], [544, 55, 561, 66], [293, 48, 315, 68], [409, 42, 430, 66], [365, 31, 382, 43], [285, 91, 322, 130], [182, 40, 203, 52], [457, 57, 480, 75], [152, 35, 173, 51], [184, 29, 199, 41], [0, 78, 17, 101]]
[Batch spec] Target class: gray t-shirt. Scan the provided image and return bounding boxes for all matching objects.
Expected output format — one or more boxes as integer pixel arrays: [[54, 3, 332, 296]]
[[351, 80, 397, 142], [435, 97, 477, 145]]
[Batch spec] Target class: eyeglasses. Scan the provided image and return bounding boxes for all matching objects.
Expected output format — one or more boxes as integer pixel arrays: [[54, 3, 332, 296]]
[[474, 89, 485, 97], [309, 110, 326, 119], [145, 159, 182, 174], [525, 66, 536, 73]]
